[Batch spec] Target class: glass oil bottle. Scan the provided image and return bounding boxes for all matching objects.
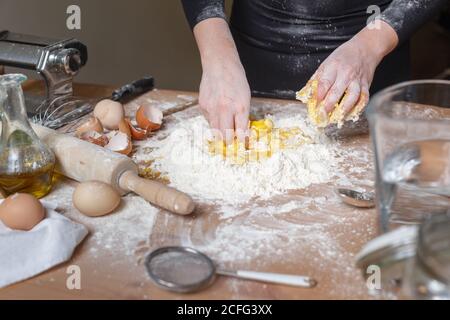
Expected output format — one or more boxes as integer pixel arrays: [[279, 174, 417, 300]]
[[0, 74, 56, 198]]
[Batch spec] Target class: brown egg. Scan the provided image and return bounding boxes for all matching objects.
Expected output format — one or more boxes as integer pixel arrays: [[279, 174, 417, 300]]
[[73, 181, 121, 217], [93, 99, 125, 130], [0, 193, 46, 231]]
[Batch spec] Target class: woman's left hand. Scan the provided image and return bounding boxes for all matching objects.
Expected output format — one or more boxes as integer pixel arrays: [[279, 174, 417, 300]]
[[310, 20, 399, 117]]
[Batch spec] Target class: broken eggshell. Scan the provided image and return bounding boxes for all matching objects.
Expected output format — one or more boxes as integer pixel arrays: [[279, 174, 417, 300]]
[[75, 117, 104, 137], [79, 131, 109, 147], [118, 118, 132, 138], [126, 118, 148, 140], [136, 105, 163, 132], [105, 131, 132, 156]]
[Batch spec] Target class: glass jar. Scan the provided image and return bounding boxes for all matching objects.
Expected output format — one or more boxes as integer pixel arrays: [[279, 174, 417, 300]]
[[356, 214, 450, 299], [367, 80, 450, 232], [356, 225, 418, 296], [402, 214, 450, 299], [0, 74, 56, 198]]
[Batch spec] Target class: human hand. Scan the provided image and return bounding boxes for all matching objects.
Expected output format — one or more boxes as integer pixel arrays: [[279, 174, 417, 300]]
[[303, 21, 398, 126], [199, 59, 251, 143], [194, 18, 251, 143]]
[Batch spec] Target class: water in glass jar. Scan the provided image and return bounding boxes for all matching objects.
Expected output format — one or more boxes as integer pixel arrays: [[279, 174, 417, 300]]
[[380, 139, 450, 224]]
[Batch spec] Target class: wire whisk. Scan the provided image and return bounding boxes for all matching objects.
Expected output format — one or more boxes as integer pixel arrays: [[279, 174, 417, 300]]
[[32, 96, 94, 130]]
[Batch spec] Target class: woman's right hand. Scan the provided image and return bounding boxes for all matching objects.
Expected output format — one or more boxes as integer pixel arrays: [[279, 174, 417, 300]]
[[194, 18, 251, 143], [199, 58, 251, 143]]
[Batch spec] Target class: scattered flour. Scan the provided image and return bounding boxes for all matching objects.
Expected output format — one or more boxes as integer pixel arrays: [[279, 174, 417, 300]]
[[43, 185, 157, 257], [83, 196, 158, 257], [130, 102, 377, 298], [43, 97, 377, 298], [135, 113, 340, 202], [176, 190, 377, 298]]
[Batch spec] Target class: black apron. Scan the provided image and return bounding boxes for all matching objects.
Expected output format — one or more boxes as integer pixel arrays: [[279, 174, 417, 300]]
[[229, 0, 411, 99]]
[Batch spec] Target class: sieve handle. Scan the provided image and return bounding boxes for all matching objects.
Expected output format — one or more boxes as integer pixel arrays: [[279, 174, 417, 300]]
[[218, 270, 317, 288]]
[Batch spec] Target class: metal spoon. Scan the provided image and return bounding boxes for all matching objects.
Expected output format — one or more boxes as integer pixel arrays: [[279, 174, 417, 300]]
[[336, 188, 375, 208]]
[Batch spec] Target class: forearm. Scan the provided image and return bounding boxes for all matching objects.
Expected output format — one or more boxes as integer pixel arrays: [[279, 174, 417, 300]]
[[194, 18, 243, 71], [352, 20, 399, 64], [192, 19, 250, 139], [380, 0, 447, 44]]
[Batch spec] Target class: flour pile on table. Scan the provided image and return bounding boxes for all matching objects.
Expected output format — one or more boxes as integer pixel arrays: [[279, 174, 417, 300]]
[[135, 114, 339, 202]]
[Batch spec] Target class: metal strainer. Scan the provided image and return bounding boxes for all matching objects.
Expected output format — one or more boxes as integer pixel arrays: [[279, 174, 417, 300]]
[[145, 246, 317, 293]]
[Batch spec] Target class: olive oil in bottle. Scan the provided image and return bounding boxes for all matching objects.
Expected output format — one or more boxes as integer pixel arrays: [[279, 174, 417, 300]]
[[0, 162, 54, 198], [0, 74, 56, 198]]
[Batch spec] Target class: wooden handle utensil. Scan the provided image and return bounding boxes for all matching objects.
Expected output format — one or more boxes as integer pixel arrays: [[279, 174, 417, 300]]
[[32, 124, 195, 215]]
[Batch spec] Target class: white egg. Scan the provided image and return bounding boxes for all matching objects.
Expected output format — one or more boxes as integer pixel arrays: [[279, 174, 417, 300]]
[[94, 99, 124, 130], [73, 181, 121, 217]]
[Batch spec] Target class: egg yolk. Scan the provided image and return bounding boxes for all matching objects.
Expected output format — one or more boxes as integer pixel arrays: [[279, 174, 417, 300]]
[[208, 118, 312, 164]]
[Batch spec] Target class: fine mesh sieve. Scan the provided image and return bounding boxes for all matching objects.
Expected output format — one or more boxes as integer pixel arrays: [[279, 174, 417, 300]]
[[145, 246, 317, 293], [145, 247, 216, 293]]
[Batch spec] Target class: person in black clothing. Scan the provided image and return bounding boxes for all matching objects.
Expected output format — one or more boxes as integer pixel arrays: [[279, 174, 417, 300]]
[[181, 0, 446, 141]]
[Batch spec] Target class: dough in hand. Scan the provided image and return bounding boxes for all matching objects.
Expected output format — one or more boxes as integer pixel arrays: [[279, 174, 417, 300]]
[[296, 79, 366, 128]]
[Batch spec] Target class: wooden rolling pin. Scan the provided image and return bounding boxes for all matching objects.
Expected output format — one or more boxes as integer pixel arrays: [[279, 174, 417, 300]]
[[32, 124, 195, 215]]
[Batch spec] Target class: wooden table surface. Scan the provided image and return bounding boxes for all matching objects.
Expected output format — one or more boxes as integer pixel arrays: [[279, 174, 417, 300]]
[[0, 81, 379, 300]]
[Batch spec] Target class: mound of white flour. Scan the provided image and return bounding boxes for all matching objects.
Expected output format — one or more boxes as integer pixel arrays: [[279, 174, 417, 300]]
[[136, 114, 339, 202]]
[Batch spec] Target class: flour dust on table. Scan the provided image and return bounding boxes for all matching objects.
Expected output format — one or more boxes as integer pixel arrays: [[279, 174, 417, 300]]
[[43, 184, 158, 258], [134, 113, 340, 203]]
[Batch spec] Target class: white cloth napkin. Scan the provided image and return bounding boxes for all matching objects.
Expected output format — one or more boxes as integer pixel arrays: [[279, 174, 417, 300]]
[[0, 200, 88, 288]]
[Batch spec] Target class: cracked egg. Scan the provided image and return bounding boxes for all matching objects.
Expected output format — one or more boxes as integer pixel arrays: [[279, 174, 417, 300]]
[[208, 118, 312, 164]]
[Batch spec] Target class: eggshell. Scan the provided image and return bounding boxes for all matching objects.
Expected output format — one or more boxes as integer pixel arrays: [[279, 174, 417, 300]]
[[79, 131, 109, 147], [136, 105, 163, 131], [72, 181, 121, 217], [93, 99, 125, 130], [0, 193, 45, 231], [126, 118, 148, 140], [105, 131, 133, 156], [118, 118, 132, 138], [75, 117, 104, 137]]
